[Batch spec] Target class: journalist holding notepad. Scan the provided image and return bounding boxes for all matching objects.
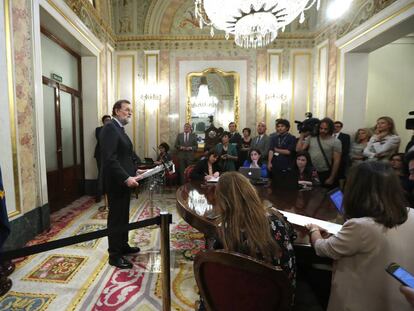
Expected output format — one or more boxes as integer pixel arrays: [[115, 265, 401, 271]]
[[190, 150, 221, 182], [305, 161, 414, 311]]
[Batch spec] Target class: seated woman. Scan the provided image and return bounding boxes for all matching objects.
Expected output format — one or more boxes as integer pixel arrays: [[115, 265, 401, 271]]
[[294, 151, 320, 187], [154, 142, 172, 165], [190, 150, 221, 182], [215, 172, 296, 288], [214, 132, 238, 172], [390, 153, 405, 177], [242, 148, 268, 178], [363, 116, 400, 161], [306, 161, 414, 311]]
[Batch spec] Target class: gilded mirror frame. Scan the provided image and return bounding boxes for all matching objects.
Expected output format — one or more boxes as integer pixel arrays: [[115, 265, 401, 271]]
[[186, 68, 240, 127]]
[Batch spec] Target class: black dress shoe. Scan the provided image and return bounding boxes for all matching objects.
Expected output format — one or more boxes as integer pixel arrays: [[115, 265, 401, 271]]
[[0, 261, 15, 277], [0, 276, 12, 296], [122, 246, 141, 255], [108, 256, 133, 269]]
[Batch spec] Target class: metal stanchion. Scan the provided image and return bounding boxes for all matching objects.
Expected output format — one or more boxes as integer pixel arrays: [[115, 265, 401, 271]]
[[160, 211, 171, 311]]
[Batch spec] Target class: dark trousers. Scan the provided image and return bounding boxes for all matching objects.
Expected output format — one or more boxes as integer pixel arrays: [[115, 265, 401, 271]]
[[178, 152, 194, 185], [318, 170, 338, 189], [107, 189, 131, 256], [96, 157, 103, 198]]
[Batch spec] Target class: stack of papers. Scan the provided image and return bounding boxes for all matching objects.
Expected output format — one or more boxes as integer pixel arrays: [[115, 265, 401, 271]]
[[279, 210, 342, 235]]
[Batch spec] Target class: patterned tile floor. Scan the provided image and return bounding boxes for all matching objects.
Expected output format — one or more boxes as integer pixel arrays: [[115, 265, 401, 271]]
[[0, 187, 202, 311]]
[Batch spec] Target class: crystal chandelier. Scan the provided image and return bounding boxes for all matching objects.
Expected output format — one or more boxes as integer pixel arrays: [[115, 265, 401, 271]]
[[190, 77, 218, 117], [194, 0, 320, 48]]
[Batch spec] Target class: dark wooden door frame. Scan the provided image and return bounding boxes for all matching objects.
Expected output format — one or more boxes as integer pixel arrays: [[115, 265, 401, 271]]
[[42, 77, 84, 211]]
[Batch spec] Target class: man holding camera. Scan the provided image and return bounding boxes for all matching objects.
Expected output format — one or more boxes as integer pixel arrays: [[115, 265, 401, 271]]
[[296, 117, 342, 187]]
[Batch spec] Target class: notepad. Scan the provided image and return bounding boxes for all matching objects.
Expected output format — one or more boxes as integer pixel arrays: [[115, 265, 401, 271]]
[[279, 210, 342, 235], [206, 176, 219, 183]]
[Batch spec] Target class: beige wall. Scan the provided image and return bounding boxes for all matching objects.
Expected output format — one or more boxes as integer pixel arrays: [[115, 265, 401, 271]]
[[366, 39, 414, 150]]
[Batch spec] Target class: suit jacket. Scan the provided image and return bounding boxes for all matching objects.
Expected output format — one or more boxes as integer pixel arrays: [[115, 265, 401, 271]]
[[100, 120, 139, 193], [94, 126, 103, 159], [337, 133, 350, 160], [175, 132, 198, 154], [250, 134, 270, 160], [315, 210, 414, 311], [229, 132, 242, 148]]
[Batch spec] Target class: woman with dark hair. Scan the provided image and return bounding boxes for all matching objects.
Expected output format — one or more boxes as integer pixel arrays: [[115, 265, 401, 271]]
[[238, 127, 252, 167], [364, 116, 401, 161], [214, 132, 238, 171], [390, 153, 405, 177], [242, 148, 268, 178], [294, 151, 320, 186], [154, 142, 171, 165], [190, 150, 221, 181], [306, 161, 414, 311], [215, 172, 296, 287]]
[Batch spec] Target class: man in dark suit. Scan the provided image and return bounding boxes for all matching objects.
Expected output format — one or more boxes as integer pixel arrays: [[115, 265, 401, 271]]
[[0, 165, 13, 295], [175, 123, 198, 184], [228, 122, 242, 147], [250, 122, 270, 161], [100, 100, 141, 269], [94, 115, 111, 202], [334, 121, 351, 180]]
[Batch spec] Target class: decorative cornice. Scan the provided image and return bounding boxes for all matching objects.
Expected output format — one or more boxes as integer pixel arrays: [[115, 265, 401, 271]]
[[115, 37, 314, 51], [116, 32, 316, 42]]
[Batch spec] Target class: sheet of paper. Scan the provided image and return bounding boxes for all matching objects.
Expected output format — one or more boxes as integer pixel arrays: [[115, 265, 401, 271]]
[[206, 176, 219, 183], [279, 210, 342, 235]]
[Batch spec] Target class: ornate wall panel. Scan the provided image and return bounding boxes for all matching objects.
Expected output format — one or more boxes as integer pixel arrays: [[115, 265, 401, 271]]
[[11, 0, 36, 213]]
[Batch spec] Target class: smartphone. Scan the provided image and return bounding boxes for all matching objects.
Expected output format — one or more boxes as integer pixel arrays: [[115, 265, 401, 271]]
[[386, 263, 414, 288], [328, 188, 344, 214]]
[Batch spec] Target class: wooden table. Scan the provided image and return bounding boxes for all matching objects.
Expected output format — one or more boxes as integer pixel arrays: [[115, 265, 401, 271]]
[[176, 181, 344, 247]]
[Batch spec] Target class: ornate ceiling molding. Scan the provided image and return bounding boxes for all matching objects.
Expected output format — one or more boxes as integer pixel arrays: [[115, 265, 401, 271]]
[[64, 0, 115, 43]]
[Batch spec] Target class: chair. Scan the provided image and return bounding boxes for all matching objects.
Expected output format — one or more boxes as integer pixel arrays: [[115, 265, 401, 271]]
[[183, 164, 196, 183], [194, 250, 293, 311]]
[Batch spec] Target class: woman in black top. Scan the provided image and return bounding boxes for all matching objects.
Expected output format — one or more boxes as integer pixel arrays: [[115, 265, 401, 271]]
[[238, 127, 252, 167], [190, 150, 221, 181]]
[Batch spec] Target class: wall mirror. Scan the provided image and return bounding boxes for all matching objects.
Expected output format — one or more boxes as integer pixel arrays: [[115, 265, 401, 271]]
[[186, 68, 240, 148]]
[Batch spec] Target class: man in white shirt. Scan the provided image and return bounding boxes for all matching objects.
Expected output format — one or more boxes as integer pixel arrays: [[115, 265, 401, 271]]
[[175, 123, 198, 184], [250, 122, 270, 161]]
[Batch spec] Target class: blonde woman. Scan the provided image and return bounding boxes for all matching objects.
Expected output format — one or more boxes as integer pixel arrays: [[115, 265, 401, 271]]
[[363, 116, 400, 161], [350, 128, 372, 165], [215, 172, 296, 287]]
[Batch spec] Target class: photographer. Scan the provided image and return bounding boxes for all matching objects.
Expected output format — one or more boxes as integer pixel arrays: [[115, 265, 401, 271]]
[[296, 117, 342, 187]]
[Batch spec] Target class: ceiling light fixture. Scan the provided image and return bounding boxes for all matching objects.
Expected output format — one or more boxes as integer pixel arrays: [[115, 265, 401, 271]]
[[194, 0, 320, 48]]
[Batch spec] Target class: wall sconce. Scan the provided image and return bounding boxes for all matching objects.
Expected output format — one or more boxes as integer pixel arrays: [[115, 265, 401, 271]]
[[265, 79, 290, 117], [141, 83, 161, 114]]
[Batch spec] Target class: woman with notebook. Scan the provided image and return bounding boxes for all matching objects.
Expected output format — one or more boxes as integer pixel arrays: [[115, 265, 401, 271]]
[[190, 150, 221, 182], [305, 161, 414, 311]]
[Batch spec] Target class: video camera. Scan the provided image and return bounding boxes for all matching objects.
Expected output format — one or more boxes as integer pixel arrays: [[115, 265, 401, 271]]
[[406, 111, 414, 130], [295, 112, 320, 136]]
